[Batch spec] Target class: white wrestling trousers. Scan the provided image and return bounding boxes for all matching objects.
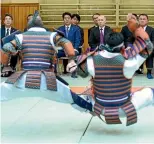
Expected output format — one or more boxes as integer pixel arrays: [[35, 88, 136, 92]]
[[0, 73, 74, 103], [93, 88, 154, 119], [0, 73, 90, 112]]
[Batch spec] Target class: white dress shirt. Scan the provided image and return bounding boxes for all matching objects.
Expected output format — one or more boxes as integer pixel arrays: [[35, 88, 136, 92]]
[[5, 27, 11, 35]]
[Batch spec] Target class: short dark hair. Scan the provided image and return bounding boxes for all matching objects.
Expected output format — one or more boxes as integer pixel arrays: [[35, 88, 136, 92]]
[[92, 13, 100, 18], [4, 13, 13, 20], [62, 12, 72, 19], [71, 14, 81, 22], [27, 14, 33, 20], [132, 13, 138, 20], [139, 14, 149, 20]]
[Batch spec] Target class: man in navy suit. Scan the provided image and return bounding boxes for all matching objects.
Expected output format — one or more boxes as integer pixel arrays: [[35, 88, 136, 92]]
[[57, 12, 81, 77], [1, 14, 18, 77]]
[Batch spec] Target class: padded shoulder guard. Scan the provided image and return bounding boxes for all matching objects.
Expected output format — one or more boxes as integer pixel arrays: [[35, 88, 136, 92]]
[[123, 37, 147, 59], [1, 30, 21, 45], [53, 28, 65, 37], [77, 51, 96, 66]]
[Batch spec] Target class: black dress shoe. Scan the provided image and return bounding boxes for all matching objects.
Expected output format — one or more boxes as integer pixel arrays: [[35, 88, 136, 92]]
[[63, 71, 68, 74], [136, 70, 143, 74]]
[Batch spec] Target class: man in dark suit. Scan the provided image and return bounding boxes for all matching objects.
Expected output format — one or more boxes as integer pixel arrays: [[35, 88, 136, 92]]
[[88, 13, 100, 38], [57, 12, 81, 77], [121, 13, 138, 47], [71, 13, 84, 54], [24, 14, 50, 32], [121, 13, 144, 75], [88, 15, 112, 51], [24, 14, 33, 32], [1, 14, 18, 77], [139, 14, 154, 79]]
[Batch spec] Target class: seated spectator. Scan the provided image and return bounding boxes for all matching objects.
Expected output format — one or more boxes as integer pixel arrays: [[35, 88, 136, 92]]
[[88, 15, 112, 51], [121, 13, 143, 74], [121, 13, 138, 47], [139, 14, 154, 79], [71, 13, 84, 54], [1, 14, 18, 77], [88, 13, 100, 38], [24, 14, 50, 32], [57, 12, 81, 78], [24, 14, 33, 32]]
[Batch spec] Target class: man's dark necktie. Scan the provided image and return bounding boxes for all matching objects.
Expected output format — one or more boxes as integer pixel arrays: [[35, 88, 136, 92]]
[[5, 29, 9, 36], [66, 26, 69, 38], [100, 28, 104, 44]]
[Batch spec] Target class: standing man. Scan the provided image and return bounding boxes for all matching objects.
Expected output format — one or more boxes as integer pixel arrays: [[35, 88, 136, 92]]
[[1, 14, 18, 77], [139, 14, 154, 79], [88, 15, 112, 51]]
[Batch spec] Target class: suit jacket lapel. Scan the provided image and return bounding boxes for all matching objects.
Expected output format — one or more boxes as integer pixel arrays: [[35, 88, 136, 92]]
[[145, 26, 150, 35], [11, 27, 16, 34], [68, 25, 72, 38], [1, 27, 5, 38], [104, 26, 107, 37], [96, 27, 100, 40]]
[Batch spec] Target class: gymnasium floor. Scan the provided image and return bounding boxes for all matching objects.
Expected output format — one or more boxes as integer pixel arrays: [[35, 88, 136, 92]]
[[1, 74, 154, 144]]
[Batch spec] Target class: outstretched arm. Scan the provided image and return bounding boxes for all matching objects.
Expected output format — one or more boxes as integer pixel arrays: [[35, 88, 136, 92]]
[[67, 52, 96, 78], [66, 58, 89, 78], [2, 33, 23, 55], [2, 40, 17, 54], [123, 38, 153, 79], [55, 34, 75, 59]]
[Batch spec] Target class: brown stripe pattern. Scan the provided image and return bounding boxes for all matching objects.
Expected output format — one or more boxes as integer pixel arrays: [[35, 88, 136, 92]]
[[5, 71, 26, 84], [121, 101, 137, 126], [124, 37, 147, 59], [25, 71, 41, 89], [104, 107, 122, 124], [43, 71, 57, 91], [94, 102, 104, 116], [22, 34, 55, 70], [91, 54, 137, 126], [93, 65, 132, 106]]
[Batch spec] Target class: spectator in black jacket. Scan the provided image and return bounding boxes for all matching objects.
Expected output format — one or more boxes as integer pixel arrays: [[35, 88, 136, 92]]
[[24, 14, 33, 32], [139, 14, 154, 79], [24, 14, 50, 32], [121, 13, 138, 47], [121, 13, 143, 74], [88, 13, 100, 38]]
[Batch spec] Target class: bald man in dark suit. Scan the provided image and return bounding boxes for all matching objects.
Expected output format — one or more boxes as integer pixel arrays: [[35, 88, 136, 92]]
[[88, 15, 112, 51]]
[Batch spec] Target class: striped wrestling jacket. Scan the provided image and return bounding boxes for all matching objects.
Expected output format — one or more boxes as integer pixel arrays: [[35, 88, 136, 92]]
[[5, 31, 57, 91], [92, 54, 137, 126]]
